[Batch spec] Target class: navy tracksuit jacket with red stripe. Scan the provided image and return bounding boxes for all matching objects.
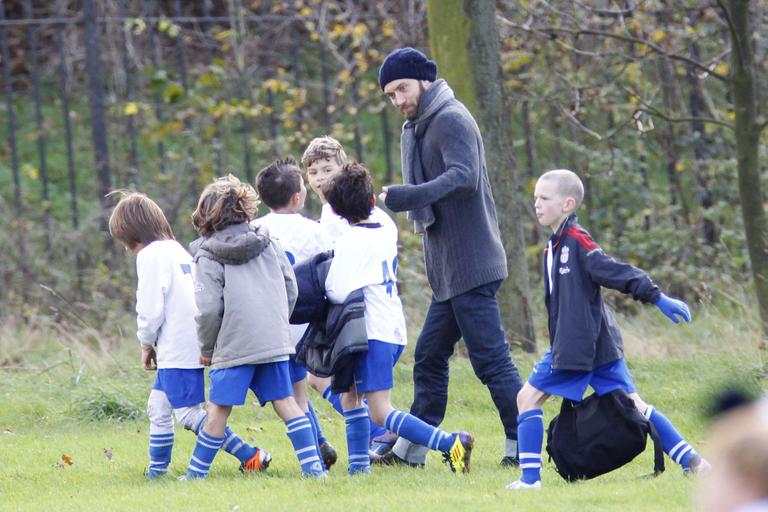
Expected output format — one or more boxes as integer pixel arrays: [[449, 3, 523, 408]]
[[544, 214, 661, 371]]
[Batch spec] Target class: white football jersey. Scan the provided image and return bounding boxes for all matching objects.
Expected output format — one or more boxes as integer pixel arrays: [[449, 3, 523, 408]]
[[253, 213, 331, 345], [135, 240, 202, 369], [320, 203, 397, 245], [325, 213, 407, 346]]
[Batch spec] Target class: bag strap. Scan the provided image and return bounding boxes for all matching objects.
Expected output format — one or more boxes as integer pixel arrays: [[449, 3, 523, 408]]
[[648, 421, 665, 475]]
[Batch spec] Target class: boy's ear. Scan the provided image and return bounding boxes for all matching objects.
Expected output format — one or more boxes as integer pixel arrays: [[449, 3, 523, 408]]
[[370, 194, 376, 208], [291, 191, 302, 205], [563, 196, 577, 213]]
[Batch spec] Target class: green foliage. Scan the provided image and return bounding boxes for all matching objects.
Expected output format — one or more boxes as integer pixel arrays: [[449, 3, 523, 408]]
[[73, 390, 142, 423]]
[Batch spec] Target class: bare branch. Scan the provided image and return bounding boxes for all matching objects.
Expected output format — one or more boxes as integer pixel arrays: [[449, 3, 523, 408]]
[[555, 103, 635, 141], [498, 17, 729, 82], [635, 107, 734, 131]]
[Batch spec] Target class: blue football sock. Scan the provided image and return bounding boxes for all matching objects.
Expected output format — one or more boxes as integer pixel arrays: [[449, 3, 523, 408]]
[[323, 385, 344, 416], [147, 432, 174, 477], [646, 406, 696, 468], [307, 400, 328, 445], [285, 416, 324, 477], [384, 409, 454, 452], [221, 426, 257, 464], [368, 405, 388, 442], [344, 406, 371, 475], [306, 412, 326, 470], [517, 409, 544, 484], [186, 430, 225, 479]]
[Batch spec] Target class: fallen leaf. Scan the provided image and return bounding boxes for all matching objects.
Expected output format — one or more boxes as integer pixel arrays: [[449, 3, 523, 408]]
[[53, 462, 65, 469], [104, 448, 113, 461], [3, 427, 13, 434], [62, 454, 74, 466], [246, 426, 263, 433]]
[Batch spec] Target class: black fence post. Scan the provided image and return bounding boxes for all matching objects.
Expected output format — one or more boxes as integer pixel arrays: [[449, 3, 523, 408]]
[[119, 0, 140, 188], [23, 0, 52, 258], [0, 1, 28, 302], [202, 0, 224, 171], [82, 0, 113, 255], [56, 2, 83, 296]]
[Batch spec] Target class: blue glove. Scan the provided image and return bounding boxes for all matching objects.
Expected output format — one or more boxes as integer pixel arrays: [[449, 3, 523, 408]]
[[654, 293, 692, 324]]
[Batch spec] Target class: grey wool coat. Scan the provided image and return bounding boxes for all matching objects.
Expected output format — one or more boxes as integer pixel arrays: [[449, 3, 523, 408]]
[[190, 222, 298, 369], [385, 84, 508, 301]]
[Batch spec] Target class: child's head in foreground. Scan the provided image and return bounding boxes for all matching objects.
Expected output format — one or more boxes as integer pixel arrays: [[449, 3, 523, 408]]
[[108, 192, 174, 253], [533, 169, 584, 232], [323, 161, 375, 225], [301, 136, 348, 203], [256, 158, 307, 213], [192, 174, 259, 237]]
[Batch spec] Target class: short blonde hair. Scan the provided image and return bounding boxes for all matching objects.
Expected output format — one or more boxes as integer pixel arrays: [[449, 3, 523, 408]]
[[192, 174, 259, 237], [540, 169, 585, 208], [108, 191, 174, 249], [301, 136, 348, 169]]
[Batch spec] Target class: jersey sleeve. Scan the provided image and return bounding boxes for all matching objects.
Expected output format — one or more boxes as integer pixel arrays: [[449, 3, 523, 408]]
[[272, 238, 298, 314], [135, 249, 169, 347]]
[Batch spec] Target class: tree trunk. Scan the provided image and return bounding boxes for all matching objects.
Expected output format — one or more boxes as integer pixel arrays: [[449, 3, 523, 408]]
[[427, 0, 536, 351], [726, 0, 768, 336], [687, 42, 717, 246]]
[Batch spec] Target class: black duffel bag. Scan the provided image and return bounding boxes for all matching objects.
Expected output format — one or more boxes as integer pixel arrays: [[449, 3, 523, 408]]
[[545, 390, 665, 481]]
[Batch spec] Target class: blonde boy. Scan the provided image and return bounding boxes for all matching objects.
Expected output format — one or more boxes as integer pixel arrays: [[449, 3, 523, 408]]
[[508, 169, 708, 490]]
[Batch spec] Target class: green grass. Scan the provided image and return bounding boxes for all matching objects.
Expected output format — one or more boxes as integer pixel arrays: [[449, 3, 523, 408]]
[[0, 316, 763, 512]]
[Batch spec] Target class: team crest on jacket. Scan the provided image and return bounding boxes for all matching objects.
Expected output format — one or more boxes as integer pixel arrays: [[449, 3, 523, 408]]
[[560, 246, 570, 264]]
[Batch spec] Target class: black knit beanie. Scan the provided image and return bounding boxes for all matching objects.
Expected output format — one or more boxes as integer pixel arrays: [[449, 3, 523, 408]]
[[378, 47, 438, 90]]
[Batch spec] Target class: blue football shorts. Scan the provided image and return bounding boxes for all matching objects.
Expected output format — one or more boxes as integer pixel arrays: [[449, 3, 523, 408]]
[[288, 355, 308, 384], [209, 361, 294, 406], [353, 339, 404, 394], [153, 368, 206, 409], [527, 351, 636, 402]]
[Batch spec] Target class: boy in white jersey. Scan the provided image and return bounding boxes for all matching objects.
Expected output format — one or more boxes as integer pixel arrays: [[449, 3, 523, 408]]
[[301, 137, 395, 455], [302, 136, 397, 244], [323, 162, 474, 474], [108, 192, 270, 478], [254, 157, 338, 469]]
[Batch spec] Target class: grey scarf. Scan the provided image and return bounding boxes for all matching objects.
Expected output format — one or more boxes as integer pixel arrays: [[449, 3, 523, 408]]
[[400, 79, 455, 233]]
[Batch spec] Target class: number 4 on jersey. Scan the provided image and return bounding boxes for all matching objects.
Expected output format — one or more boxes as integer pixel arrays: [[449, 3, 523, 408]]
[[381, 257, 398, 297]]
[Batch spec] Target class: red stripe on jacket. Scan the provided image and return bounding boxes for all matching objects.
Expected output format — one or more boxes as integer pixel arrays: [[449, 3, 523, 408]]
[[566, 226, 598, 251]]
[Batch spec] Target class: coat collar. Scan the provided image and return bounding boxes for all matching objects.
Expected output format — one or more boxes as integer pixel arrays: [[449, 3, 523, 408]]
[[547, 214, 578, 251]]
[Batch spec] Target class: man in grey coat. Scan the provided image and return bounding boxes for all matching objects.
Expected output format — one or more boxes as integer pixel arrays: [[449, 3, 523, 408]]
[[377, 47, 523, 467]]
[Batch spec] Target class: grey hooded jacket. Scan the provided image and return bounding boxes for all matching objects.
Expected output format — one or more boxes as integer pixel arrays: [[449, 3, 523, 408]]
[[189, 222, 298, 369]]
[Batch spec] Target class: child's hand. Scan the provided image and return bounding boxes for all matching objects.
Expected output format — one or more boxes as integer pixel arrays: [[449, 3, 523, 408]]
[[199, 355, 212, 366], [654, 293, 692, 324], [141, 346, 157, 370], [378, 186, 389, 204]]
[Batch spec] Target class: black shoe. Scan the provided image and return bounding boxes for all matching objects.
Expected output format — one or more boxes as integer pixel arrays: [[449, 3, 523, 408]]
[[319, 441, 337, 470], [371, 450, 424, 468], [500, 456, 520, 468]]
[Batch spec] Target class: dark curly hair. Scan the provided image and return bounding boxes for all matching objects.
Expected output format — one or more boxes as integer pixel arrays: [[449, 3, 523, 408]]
[[323, 161, 375, 224]]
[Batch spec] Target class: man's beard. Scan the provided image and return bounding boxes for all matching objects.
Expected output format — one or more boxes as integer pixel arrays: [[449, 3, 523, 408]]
[[405, 81, 428, 120]]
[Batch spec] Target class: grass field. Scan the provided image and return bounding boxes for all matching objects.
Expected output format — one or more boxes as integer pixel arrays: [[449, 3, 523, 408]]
[[0, 305, 765, 512]]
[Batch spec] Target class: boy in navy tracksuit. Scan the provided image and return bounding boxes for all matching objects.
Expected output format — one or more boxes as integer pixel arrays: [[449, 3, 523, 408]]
[[507, 169, 710, 490]]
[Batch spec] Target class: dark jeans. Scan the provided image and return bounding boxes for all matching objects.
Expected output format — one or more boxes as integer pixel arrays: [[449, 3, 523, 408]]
[[409, 280, 523, 440]]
